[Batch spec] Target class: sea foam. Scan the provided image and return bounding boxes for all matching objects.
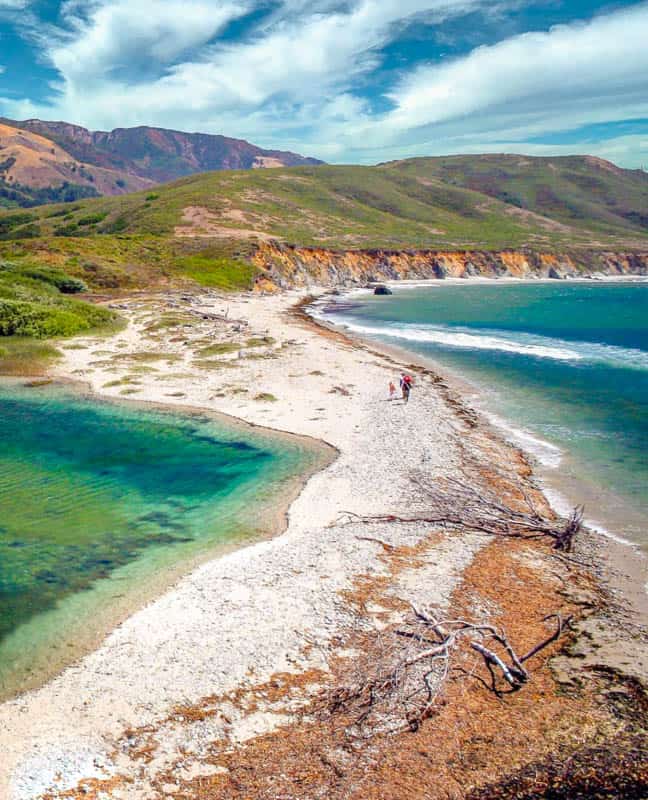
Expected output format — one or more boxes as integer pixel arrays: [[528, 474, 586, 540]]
[[335, 319, 648, 369]]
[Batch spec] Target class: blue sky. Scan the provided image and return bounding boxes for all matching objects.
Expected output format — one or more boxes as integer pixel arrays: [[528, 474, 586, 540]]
[[0, 0, 647, 166]]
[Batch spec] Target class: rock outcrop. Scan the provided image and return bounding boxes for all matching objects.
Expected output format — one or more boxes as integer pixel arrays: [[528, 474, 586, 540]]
[[252, 242, 648, 289]]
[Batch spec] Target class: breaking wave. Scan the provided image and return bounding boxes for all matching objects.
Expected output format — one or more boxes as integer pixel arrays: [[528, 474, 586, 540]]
[[334, 319, 648, 369]]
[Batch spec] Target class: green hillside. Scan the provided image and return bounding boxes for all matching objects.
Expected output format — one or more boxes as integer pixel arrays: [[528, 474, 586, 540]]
[[384, 154, 648, 236], [0, 156, 646, 295]]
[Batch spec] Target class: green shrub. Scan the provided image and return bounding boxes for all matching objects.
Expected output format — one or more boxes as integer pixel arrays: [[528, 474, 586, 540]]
[[146, 193, 160, 201], [54, 222, 80, 237], [0, 299, 87, 337], [0, 297, 114, 338], [78, 213, 107, 227], [9, 223, 41, 239], [0, 212, 36, 237], [101, 214, 129, 234], [0, 262, 87, 294], [20, 268, 88, 294], [47, 207, 72, 218]]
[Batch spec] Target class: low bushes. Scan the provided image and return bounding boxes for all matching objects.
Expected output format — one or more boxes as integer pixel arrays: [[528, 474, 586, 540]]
[[0, 261, 116, 339], [19, 267, 87, 294], [0, 298, 114, 338]]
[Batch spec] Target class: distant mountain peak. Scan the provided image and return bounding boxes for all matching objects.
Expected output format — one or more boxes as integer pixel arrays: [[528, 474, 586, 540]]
[[1, 118, 323, 189]]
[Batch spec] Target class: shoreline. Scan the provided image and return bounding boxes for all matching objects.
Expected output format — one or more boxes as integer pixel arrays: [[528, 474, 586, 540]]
[[356, 329, 648, 620], [313, 282, 648, 603], [0, 287, 645, 798]]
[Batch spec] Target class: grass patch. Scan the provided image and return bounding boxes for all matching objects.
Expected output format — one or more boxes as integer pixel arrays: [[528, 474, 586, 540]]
[[128, 365, 159, 374], [197, 342, 240, 356], [173, 254, 256, 290], [254, 392, 278, 402], [193, 359, 237, 370], [120, 351, 180, 362], [102, 376, 141, 388], [143, 313, 195, 332], [153, 372, 196, 381], [245, 336, 275, 348], [0, 337, 61, 375]]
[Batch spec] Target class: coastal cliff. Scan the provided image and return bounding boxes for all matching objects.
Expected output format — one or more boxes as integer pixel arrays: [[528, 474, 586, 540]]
[[252, 241, 648, 289]]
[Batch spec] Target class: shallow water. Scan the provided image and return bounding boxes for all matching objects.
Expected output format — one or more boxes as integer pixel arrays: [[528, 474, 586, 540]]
[[320, 281, 648, 552], [0, 381, 320, 698]]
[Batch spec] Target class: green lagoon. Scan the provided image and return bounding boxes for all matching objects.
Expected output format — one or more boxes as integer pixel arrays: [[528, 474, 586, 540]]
[[0, 381, 322, 699]]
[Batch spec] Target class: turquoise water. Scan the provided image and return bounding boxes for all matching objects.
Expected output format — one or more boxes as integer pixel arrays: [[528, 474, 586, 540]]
[[0, 382, 320, 698], [322, 281, 648, 549]]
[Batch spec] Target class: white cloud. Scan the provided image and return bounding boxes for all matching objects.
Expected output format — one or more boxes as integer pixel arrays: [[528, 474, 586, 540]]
[[1, 0, 647, 168], [49, 0, 252, 86], [384, 3, 648, 134], [2, 0, 502, 130]]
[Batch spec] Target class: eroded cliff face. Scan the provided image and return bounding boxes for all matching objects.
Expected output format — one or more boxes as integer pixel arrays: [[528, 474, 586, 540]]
[[251, 242, 648, 290]]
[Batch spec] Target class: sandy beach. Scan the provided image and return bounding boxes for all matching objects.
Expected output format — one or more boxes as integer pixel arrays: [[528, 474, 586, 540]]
[[0, 288, 645, 800]]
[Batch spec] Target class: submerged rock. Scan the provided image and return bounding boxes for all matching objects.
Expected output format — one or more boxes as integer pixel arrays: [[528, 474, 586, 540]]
[[373, 285, 393, 295]]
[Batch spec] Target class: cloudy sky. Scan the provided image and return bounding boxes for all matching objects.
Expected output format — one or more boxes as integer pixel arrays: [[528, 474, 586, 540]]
[[0, 0, 647, 166]]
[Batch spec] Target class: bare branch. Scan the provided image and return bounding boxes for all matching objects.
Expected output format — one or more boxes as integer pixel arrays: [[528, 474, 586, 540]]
[[324, 606, 571, 737], [335, 474, 584, 551]]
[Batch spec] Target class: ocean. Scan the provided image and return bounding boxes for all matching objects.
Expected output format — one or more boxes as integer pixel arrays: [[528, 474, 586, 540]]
[[0, 382, 320, 698], [319, 280, 648, 554]]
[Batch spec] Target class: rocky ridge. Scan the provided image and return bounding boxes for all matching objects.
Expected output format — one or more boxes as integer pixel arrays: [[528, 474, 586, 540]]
[[2, 118, 323, 185]]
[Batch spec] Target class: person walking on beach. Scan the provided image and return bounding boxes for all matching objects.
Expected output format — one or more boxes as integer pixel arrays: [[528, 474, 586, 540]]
[[400, 372, 412, 403], [389, 381, 397, 400]]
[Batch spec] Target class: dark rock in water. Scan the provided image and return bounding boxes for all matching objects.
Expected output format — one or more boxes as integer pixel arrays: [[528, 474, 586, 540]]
[[373, 285, 393, 295]]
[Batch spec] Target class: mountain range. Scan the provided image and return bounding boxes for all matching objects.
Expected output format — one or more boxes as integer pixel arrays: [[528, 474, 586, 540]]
[[0, 118, 322, 207]]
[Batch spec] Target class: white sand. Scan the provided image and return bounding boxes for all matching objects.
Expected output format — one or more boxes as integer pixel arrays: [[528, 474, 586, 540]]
[[0, 290, 505, 799]]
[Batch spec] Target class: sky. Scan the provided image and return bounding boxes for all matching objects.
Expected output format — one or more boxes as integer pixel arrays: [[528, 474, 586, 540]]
[[0, 0, 647, 166]]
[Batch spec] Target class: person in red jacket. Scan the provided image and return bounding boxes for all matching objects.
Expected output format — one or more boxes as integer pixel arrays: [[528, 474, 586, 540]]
[[400, 373, 412, 403]]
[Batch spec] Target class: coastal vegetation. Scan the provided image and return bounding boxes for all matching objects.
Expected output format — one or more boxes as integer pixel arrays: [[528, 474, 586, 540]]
[[0, 259, 119, 373]]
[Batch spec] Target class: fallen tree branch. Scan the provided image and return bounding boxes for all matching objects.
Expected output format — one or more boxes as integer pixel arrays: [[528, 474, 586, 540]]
[[334, 475, 584, 552], [325, 608, 572, 736]]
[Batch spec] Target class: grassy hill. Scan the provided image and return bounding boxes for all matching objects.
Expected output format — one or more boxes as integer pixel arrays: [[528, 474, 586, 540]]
[[0, 155, 646, 295], [384, 154, 648, 237]]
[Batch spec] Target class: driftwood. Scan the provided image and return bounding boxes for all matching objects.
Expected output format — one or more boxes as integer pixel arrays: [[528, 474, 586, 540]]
[[334, 473, 584, 552], [325, 608, 573, 737]]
